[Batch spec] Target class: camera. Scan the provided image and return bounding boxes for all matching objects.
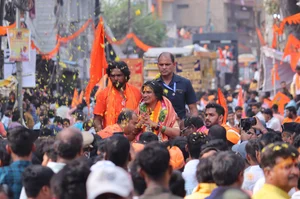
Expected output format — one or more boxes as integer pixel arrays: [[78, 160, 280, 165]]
[[240, 117, 257, 131]]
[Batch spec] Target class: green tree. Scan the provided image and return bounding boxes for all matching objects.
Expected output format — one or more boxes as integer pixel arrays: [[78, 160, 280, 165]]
[[102, 0, 166, 47]]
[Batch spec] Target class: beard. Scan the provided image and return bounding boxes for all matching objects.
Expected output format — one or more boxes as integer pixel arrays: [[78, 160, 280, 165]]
[[113, 81, 125, 89]]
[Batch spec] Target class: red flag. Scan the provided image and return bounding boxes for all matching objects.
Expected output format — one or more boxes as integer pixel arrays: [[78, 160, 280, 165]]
[[217, 88, 228, 124], [71, 88, 79, 108], [85, 17, 107, 108]]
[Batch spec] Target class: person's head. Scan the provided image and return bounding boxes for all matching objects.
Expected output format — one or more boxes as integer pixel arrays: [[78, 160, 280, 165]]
[[208, 125, 227, 142], [62, 118, 70, 128], [117, 110, 139, 142], [196, 155, 216, 183], [51, 158, 90, 199], [105, 135, 131, 169], [182, 116, 204, 137], [87, 166, 134, 199], [0, 141, 10, 167], [272, 104, 279, 114], [75, 111, 84, 122], [212, 151, 245, 188], [54, 116, 63, 126], [11, 110, 20, 122], [260, 142, 299, 192], [187, 132, 207, 159], [130, 159, 147, 196], [235, 106, 243, 119], [245, 139, 259, 165], [227, 109, 235, 124], [281, 81, 287, 89], [263, 108, 273, 122], [169, 171, 186, 198], [141, 81, 163, 105], [251, 103, 261, 115], [55, 128, 83, 161], [6, 126, 35, 159], [282, 130, 296, 145], [286, 106, 297, 119], [48, 110, 55, 119], [296, 66, 300, 75], [250, 91, 258, 99], [22, 165, 54, 199], [264, 92, 271, 99], [205, 103, 225, 128], [139, 132, 159, 144], [106, 61, 130, 90], [137, 144, 171, 184], [171, 137, 189, 161], [157, 52, 176, 77], [202, 139, 229, 151]]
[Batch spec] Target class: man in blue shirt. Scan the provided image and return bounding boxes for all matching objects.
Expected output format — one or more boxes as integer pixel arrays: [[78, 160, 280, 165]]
[[0, 126, 34, 199], [156, 52, 198, 119]]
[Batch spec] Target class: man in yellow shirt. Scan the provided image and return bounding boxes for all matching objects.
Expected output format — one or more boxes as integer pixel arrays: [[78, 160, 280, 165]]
[[253, 142, 299, 199]]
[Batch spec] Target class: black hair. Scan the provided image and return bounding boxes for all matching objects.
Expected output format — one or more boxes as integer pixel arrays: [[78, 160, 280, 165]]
[[184, 116, 204, 129], [202, 139, 229, 151], [252, 102, 261, 109], [205, 103, 225, 116], [130, 159, 146, 196], [286, 106, 297, 115], [56, 129, 83, 160], [48, 110, 55, 118], [41, 118, 50, 128], [260, 142, 299, 168], [40, 128, 53, 137], [139, 132, 159, 144], [263, 108, 273, 117], [187, 132, 207, 159], [105, 135, 130, 168], [63, 118, 70, 125], [0, 140, 10, 166], [137, 143, 170, 181], [22, 165, 54, 198], [200, 147, 219, 158], [208, 125, 227, 141], [7, 126, 34, 157], [245, 139, 259, 163], [34, 137, 55, 163], [75, 111, 84, 121], [158, 52, 175, 63], [272, 104, 279, 112], [235, 106, 243, 112], [51, 158, 90, 199], [259, 132, 283, 150], [97, 139, 107, 161], [212, 151, 245, 186], [293, 134, 300, 149], [11, 110, 20, 122], [171, 137, 189, 161], [196, 155, 216, 183], [43, 138, 57, 162], [117, 109, 135, 125], [106, 61, 131, 82], [54, 116, 63, 124], [265, 92, 271, 98], [142, 81, 164, 101], [169, 171, 186, 198]]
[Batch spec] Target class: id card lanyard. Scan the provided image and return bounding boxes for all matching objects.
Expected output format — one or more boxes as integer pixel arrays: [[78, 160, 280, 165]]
[[163, 82, 176, 96]]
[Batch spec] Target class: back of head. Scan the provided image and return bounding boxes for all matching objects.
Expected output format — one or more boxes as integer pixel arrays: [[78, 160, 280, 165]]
[[76, 111, 84, 121], [212, 151, 245, 186], [187, 132, 207, 159], [139, 132, 159, 144], [12, 110, 20, 122], [169, 170, 186, 198], [56, 128, 83, 160], [130, 159, 147, 196], [51, 158, 90, 199], [7, 126, 34, 157], [263, 108, 273, 117], [260, 142, 299, 169], [137, 143, 170, 181], [54, 116, 63, 124], [196, 155, 216, 183], [202, 139, 229, 151], [105, 135, 130, 168], [245, 139, 259, 163], [22, 165, 54, 198], [184, 116, 204, 129], [259, 132, 282, 149], [171, 136, 189, 161], [272, 104, 279, 112], [48, 110, 55, 119], [208, 125, 227, 141]]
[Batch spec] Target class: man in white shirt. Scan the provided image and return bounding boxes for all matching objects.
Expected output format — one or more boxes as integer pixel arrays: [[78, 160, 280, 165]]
[[263, 108, 282, 132], [252, 103, 265, 124]]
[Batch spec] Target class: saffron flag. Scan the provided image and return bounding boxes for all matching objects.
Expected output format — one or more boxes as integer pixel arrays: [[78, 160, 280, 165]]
[[272, 92, 290, 115], [217, 88, 228, 124], [78, 90, 84, 104], [71, 88, 79, 108], [85, 17, 107, 108], [283, 34, 300, 72]]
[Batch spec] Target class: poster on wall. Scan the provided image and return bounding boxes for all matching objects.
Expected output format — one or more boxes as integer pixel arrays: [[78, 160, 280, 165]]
[[7, 28, 31, 62], [122, 58, 144, 88]]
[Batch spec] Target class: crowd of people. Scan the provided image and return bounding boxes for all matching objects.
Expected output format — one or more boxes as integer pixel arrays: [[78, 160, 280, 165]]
[[0, 52, 300, 199]]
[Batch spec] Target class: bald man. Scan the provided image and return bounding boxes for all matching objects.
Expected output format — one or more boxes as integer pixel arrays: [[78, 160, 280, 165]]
[[156, 52, 198, 120]]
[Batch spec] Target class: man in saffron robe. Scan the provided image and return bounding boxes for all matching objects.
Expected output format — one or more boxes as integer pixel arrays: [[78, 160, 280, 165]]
[[292, 66, 300, 102], [93, 61, 141, 131]]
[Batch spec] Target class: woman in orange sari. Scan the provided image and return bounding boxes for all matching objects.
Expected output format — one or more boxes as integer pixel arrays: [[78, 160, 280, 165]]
[[136, 81, 180, 141]]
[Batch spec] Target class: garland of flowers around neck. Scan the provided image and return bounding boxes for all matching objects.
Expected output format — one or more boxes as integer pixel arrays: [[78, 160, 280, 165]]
[[139, 100, 168, 141]]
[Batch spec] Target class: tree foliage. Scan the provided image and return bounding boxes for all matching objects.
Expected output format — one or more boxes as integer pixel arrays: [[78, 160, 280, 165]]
[[102, 0, 166, 47]]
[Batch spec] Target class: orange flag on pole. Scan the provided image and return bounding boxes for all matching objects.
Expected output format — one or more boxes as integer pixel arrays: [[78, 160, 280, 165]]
[[272, 92, 290, 115], [78, 90, 84, 104], [85, 17, 107, 108], [217, 88, 228, 124], [71, 88, 79, 108], [237, 88, 243, 107]]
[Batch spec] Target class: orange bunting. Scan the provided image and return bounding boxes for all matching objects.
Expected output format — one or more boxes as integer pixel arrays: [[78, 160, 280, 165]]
[[272, 92, 290, 115], [271, 63, 280, 85], [59, 19, 93, 43], [217, 88, 228, 124], [71, 88, 79, 108], [85, 17, 107, 109], [0, 23, 16, 36], [282, 34, 300, 72], [256, 28, 266, 46]]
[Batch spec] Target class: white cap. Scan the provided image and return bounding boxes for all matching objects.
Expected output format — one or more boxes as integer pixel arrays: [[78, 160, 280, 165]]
[[82, 131, 94, 148], [86, 166, 133, 199]]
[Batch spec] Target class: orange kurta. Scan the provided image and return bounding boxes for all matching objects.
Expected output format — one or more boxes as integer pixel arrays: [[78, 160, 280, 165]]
[[94, 83, 141, 128], [282, 117, 300, 124], [97, 123, 123, 139]]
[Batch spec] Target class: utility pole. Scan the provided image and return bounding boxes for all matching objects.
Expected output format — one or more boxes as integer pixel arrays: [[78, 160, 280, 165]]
[[16, 8, 23, 122], [0, 0, 4, 50], [205, 0, 211, 32]]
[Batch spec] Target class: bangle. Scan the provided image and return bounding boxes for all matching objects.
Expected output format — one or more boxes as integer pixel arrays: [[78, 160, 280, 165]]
[[161, 126, 166, 133], [154, 122, 161, 131]]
